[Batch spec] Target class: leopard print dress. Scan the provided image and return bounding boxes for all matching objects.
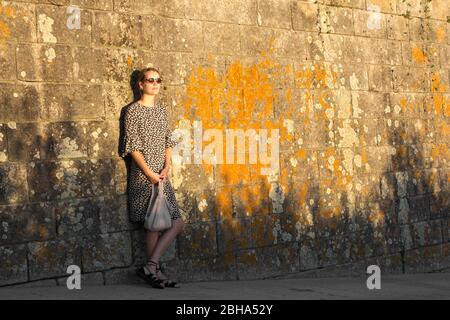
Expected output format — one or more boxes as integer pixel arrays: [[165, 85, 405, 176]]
[[120, 99, 182, 223]]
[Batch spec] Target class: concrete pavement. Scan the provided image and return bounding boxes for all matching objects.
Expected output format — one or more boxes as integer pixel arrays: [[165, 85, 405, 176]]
[[0, 273, 449, 300]]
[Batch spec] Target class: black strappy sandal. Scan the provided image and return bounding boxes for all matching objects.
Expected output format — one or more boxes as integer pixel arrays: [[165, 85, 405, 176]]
[[136, 260, 165, 289], [156, 263, 181, 288]]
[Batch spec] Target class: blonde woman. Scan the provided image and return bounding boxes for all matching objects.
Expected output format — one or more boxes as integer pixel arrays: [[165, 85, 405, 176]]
[[120, 67, 185, 289]]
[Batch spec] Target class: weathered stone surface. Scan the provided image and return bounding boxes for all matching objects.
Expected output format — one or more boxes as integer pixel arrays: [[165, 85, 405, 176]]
[[317, 4, 353, 35], [202, 22, 241, 56], [292, 1, 319, 32], [28, 238, 81, 281], [404, 244, 448, 273], [386, 14, 410, 40], [0, 163, 28, 204], [81, 231, 132, 272], [54, 197, 101, 237], [0, 123, 6, 162], [412, 220, 443, 248], [178, 221, 217, 259], [113, 0, 184, 18], [257, 0, 291, 29], [185, 0, 257, 25], [0, 202, 55, 244], [163, 255, 237, 282], [36, 4, 91, 45], [0, 43, 15, 81], [409, 17, 447, 43], [27, 159, 115, 201], [0, 244, 28, 286], [0, 83, 41, 122], [92, 12, 149, 48], [151, 16, 203, 53], [237, 243, 300, 280], [353, 8, 387, 38], [40, 84, 105, 121], [16, 44, 74, 82], [0, 1, 36, 42], [6, 122, 51, 162], [104, 267, 141, 285]]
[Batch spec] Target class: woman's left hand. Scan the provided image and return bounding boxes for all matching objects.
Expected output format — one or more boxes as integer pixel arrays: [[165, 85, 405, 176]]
[[160, 166, 169, 181]]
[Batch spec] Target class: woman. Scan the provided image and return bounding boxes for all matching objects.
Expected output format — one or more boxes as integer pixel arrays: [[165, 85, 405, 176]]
[[120, 67, 185, 289]]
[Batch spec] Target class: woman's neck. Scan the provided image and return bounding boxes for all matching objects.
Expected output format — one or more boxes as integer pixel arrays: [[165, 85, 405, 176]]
[[139, 95, 157, 107]]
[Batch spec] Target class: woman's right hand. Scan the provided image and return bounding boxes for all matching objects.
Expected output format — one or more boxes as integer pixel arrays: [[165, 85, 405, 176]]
[[147, 172, 162, 184]]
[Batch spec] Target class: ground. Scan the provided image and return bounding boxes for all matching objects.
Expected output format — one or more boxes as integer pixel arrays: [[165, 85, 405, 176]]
[[1, 273, 449, 300]]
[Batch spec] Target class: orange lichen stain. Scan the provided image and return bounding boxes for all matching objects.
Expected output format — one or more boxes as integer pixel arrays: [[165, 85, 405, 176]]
[[368, 210, 385, 225], [0, 21, 10, 41], [399, 97, 408, 113], [216, 187, 233, 219], [127, 56, 132, 67], [431, 72, 448, 93], [411, 47, 429, 64], [34, 246, 50, 265], [237, 184, 269, 216], [436, 26, 446, 42], [0, 4, 17, 18], [183, 51, 290, 189], [294, 181, 309, 206], [252, 215, 274, 247], [294, 62, 337, 89], [431, 143, 449, 161]]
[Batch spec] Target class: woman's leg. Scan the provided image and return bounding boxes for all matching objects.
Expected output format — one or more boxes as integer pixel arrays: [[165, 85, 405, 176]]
[[150, 218, 185, 263], [143, 230, 160, 275], [146, 230, 160, 258]]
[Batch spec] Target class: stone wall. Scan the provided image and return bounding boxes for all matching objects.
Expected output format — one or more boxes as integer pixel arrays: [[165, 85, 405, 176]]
[[0, 0, 449, 287]]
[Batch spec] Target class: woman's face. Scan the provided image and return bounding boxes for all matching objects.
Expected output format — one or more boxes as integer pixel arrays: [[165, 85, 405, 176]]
[[140, 71, 161, 96]]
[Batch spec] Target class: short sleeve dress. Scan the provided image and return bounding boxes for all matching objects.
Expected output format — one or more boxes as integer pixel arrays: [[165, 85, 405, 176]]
[[120, 100, 182, 223]]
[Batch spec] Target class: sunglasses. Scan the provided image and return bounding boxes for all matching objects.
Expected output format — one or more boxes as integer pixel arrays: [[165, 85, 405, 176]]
[[143, 77, 162, 84]]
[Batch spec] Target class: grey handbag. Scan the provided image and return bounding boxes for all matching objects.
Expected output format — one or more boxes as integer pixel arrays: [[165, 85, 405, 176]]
[[144, 181, 173, 231]]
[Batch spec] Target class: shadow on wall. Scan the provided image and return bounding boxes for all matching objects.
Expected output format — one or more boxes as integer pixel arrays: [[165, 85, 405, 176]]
[[118, 64, 448, 282]]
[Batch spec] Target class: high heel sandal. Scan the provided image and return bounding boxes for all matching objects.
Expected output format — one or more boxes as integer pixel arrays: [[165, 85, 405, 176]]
[[156, 263, 181, 288], [136, 260, 165, 289]]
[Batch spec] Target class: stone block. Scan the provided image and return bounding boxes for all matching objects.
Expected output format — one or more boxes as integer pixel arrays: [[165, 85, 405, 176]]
[[81, 231, 132, 272], [0, 1, 36, 42], [0, 244, 28, 286], [292, 0, 319, 32], [386, 13, 409, 40], [27, 159, 115, 201], [28, 238, 81, 280], [236, 243, 300, 280], [317, 4, 353, 35], [152, 16, 203, 52], [0, 43, 15, 81], [202, 22, 241, 55], [0, 83, 41, 122], [185, 0, 257, 25], [257, 0, 291, 29], [16, 44, 74, 82], [40, 84, 104, 121], [0, 162, 28, 204], [36, 4, 91, 45], [114, 0, 184, 18], [92, 11, 149, 48], [353, 8, 387, 38], [178, 221, 217, 259], [0, 202, 55, 244]]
